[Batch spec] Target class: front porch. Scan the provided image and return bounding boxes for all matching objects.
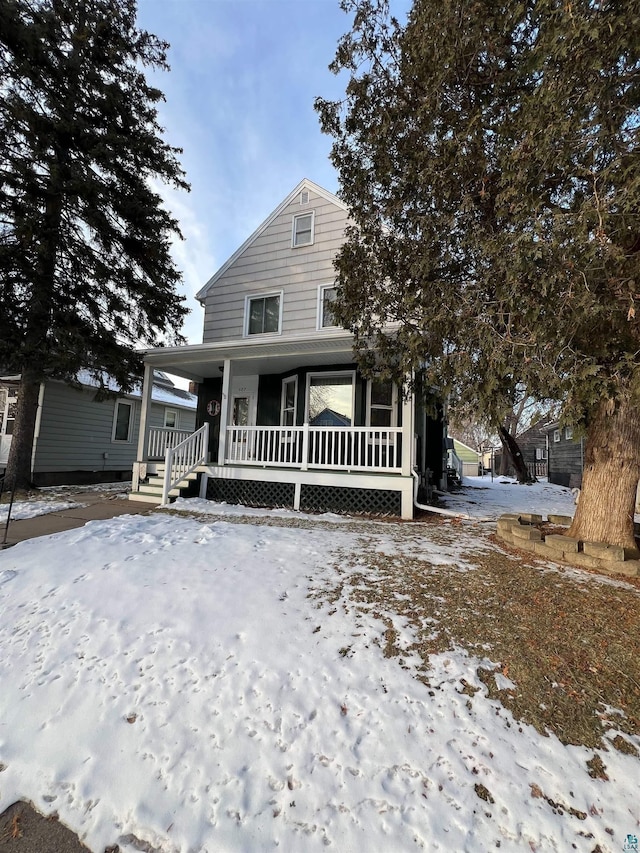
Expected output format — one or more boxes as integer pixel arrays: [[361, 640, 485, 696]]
[[129, 333, 444, 518]]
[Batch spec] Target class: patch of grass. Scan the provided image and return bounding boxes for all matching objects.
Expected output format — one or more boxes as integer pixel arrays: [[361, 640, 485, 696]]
[[321, 525, 640, 751]]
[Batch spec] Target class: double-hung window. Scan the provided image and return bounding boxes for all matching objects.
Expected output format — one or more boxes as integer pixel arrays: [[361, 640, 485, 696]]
[[164, 408, 178, 429], [112, 400, 133, 442], [281, 376, 297, 426], [318, 285, 338, 329], [292, 212, 314, 247], [245, 292, 282, 336], [367, 379, 397, 428]]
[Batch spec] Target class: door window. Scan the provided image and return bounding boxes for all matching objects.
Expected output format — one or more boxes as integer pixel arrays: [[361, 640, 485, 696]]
[[233, 396, 250, 427]]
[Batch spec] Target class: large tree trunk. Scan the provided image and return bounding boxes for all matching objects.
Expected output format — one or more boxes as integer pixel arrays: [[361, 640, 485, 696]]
[[567, 396, 640, 553], [3, 369, 42, 491], [498, 425, 535, 484]]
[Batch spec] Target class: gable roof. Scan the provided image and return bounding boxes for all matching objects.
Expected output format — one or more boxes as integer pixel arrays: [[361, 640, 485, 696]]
[[452, 439, 479, 462], [195, 178, 348, 304]]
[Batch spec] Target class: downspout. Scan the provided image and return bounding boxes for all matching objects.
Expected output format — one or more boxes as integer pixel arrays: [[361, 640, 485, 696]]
[[411, 469, 494, 521]]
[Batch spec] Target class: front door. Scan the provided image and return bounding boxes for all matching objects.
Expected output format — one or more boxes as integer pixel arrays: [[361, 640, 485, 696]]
[[229, 377, 258, 461]]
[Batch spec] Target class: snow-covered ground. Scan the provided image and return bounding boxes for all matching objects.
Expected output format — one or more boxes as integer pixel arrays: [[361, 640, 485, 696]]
[[441, 474, 578, 519], [0, 498, 83, 522], [0, 479, 638, 852]]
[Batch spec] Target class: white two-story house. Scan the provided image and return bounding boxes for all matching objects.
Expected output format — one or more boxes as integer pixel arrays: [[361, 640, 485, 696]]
[[130, 179, 446, 518]]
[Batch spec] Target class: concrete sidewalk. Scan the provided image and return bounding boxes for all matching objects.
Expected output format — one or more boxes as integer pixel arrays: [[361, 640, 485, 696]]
[[1, 489, 154, 548]]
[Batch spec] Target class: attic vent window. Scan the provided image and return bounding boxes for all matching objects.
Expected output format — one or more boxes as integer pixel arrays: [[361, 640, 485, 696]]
[[300, 191, 309, 204], [292, 212, 314, 247]]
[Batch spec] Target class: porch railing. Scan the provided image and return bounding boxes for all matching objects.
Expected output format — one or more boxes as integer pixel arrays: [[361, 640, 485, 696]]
[[225, 425, 402, 473], [148, 427, 193, 460], [162, 423, 209, 504]]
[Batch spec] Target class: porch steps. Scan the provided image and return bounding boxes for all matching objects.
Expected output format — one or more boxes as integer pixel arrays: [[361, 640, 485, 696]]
[[128, 465, 203, 506]]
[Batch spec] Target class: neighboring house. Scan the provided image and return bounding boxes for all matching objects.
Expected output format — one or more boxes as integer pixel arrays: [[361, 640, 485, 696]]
[[544, 421, 640, 514], [492, 418, 552, 478], [129, 178, 447, 517], [0, 371, 197, 486], [543, 421, 585, 488], [516, 417, 552, 478], [449, 439, 480, 477]]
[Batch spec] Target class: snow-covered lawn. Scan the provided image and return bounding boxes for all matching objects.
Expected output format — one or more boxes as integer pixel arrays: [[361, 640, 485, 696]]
[[0, 480, 638, 852], [441, 474, 578, 519]]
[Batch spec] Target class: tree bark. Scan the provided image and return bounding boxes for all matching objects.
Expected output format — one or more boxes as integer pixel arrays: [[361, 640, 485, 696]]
[[567, 396, 640, 553], [498, 425, 536, 483], [3, 369, 42, 491]]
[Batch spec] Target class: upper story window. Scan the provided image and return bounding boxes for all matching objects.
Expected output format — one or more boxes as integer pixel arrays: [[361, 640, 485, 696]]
[[292, 212, 314, 248], [112, 400, 133, 442], [553, 429, 561, 443], [565, 426, 574, 440], [318, 285, 338, 329], [367, 379, 397, 427], [245, 291, 282, 336]]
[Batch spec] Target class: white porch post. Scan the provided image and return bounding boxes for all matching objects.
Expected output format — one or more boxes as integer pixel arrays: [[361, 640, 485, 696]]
[[301, 422, 310, 472], [218, 359, 232, 465], [401, 377, 414, 477], [133, 363, 154, 491]]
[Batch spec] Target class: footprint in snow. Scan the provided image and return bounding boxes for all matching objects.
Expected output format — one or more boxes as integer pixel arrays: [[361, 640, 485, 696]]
[[0, 570, 17, 585]]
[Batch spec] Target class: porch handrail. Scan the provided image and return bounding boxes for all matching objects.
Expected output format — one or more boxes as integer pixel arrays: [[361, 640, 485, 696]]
[[447, 448, 464, 480], [148, 426, 193, 460], [225, 424, 402, 472], [163, 423, 209, 504]]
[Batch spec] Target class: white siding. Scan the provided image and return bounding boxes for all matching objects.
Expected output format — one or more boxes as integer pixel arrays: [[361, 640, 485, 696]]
[[203, 190, 349, 343]]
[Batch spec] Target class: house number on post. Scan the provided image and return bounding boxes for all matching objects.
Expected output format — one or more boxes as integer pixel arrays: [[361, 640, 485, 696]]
[[206, 400, 220, 417]]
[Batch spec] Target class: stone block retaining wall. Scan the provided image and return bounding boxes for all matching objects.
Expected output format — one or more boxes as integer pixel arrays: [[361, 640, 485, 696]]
[[496, 513, 640, 577]]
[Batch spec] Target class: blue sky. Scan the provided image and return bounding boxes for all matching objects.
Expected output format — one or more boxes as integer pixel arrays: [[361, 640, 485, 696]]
[[135, 0, 369, 345]]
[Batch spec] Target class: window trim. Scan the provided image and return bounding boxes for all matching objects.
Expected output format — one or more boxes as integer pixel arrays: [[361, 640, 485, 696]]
[[280, 375, 298, 427], [291, 210, 315, 248], [304, 370, 356, 425], [366, 379, 398, 428], [317, 284, 339, 330], [243, 289, 284, 337], [553, 429, 561, 443], [112, 399, 134, 443]]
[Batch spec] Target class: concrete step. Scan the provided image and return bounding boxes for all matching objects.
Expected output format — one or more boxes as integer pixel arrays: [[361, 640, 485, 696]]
[[129, 464, 205, 504], [137, 482, 180, 498], [127, 491, 163, 505], [153, 467, 200, 480], [146, 476, 193, 491]]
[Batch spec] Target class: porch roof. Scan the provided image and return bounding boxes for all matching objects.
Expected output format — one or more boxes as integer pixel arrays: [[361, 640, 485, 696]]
[[141, 332, 356, 382]]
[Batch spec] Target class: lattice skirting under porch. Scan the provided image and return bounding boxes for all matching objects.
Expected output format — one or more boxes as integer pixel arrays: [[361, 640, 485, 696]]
[[300, 484, 401, 516], [206, 478, 296, 508], [205, 477, 402, 517]]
